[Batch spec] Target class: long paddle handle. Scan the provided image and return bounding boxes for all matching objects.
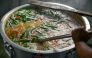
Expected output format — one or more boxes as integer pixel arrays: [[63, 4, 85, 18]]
[[29, 0, 92, 17], [37, 29, 92, 42]]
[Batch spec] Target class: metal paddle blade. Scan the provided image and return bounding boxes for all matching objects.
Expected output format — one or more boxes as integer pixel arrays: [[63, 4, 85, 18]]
[[37, 34, 72, 42], [37, 29, 92, 42]]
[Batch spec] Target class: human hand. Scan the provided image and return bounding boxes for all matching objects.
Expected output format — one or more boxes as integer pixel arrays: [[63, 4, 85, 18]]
[[71, 28, 91, 43]]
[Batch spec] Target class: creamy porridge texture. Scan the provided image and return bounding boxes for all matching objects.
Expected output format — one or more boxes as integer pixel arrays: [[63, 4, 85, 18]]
[[5, 7, 82, 50]]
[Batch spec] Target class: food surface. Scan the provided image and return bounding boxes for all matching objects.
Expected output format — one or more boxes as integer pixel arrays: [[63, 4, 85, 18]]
[[5, 7, 82, 51]]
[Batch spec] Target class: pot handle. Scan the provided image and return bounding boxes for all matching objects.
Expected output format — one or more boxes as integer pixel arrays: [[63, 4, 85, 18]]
[[4, 41, 15, 58]]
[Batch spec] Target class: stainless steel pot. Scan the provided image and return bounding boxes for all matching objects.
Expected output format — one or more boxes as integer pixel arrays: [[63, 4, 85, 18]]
[[0, 3, 90, 58]]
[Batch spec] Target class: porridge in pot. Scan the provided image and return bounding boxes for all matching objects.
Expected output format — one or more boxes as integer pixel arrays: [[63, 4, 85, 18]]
[[5, 7, 82, 51]]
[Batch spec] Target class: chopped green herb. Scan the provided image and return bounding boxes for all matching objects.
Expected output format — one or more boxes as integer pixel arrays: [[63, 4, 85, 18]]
[[20, 31, 26, 39], [16, 39, 31, 43], [5, 21, 12, 27], [49, 10, 54, 15], [31, 35, 39, 43], [26, 31, 30, 38], [32, 35, 39, 39], [36, 31, 43, 36], [40, 27, 49, 31], [31, 38, 36, 43], [31, 27, 37, 33], [23, 43, 28, 47], [43, 45, 50, 50], [57, 20, 65, 24], [68, 24, 72, 28], [45, 24, 57, 30], [66, 39, 71, 42], [10, 35, 15, 41], [12, 19, 19, 25], [25, 7, 32, 10], [55, 14, 61, 19], [36, 11, 43, 15]]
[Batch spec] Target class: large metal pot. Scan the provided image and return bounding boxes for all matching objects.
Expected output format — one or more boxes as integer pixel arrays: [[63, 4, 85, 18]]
[[0, 3, 90, 58]]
